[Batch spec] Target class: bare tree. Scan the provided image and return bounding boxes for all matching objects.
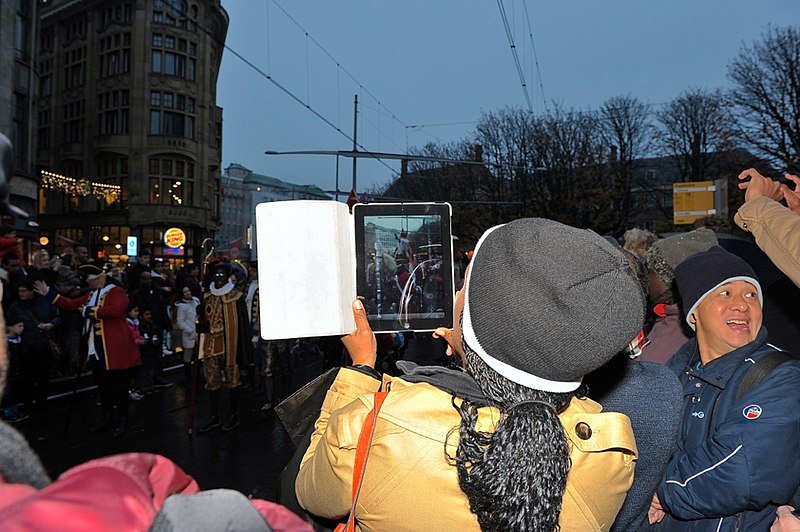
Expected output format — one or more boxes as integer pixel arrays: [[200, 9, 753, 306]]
[[728, 25, 800, 172], [527, 106, 608, 229], [656, 88, 738, 181], [380, 140, 498, 243], [383, 105, 627, 238], [598, 95, 653, 234], [474, 107, 539, 217]]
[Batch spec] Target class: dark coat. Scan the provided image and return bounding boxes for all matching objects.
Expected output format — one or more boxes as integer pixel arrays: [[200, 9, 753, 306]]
[[587, 356, 683, 531], [655, 328, 800, 531], [8, 296, 60, 348]]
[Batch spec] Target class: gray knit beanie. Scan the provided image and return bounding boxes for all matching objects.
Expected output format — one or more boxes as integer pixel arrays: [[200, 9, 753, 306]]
[[462, 218, 646, 393]]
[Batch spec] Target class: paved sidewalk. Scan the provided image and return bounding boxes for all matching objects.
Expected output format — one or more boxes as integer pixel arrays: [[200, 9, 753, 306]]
[[17, 368, 296, 501]]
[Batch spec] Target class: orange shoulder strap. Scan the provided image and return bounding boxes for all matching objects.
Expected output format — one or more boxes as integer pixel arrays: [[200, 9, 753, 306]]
[[337, 390, 389, 532]]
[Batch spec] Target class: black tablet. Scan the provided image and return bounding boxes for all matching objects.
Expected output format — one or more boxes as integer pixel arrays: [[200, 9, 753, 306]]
[[353, 202, 454, 333]]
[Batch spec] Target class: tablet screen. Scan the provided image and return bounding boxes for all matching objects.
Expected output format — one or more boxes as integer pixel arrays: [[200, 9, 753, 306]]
[[353, 203, 454, 333]]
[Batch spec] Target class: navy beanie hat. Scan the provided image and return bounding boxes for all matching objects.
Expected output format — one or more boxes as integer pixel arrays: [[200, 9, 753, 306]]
[[674, 245, 762, 330], [461, 218, 646, 393]]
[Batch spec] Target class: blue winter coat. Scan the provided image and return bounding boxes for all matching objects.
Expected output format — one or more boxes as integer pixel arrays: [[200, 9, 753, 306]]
[[655, 327, 800, 531]]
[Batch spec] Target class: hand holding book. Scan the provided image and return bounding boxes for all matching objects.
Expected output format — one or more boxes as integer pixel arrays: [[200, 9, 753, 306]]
[[341, 299, 377, 368]]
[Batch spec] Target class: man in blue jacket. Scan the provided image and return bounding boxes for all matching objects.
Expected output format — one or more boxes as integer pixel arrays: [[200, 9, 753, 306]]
[[649, 245, 800, 531]]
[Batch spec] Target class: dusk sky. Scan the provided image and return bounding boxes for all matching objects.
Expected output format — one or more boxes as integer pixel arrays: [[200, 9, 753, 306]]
[[217, 1, 797, 196]]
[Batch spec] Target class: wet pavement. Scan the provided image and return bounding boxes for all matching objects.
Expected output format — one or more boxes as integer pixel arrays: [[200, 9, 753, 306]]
[[13, 334, 445, 503], [17, 362, 305, 502]]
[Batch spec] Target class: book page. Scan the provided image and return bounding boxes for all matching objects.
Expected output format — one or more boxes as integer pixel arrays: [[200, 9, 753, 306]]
[[255, 200, 356, 339]]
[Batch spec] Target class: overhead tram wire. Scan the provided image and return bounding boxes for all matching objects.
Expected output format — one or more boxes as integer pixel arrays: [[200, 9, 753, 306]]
[[359, 102, 408, 154], [270, 0, 409, 133], [222, 46, 398, 177], [497, 0, 533, 112], [406, 121, 477, 129], [166, 0, 403, 178], [404, 120, 479, 148], [521, 0, 548, 114]]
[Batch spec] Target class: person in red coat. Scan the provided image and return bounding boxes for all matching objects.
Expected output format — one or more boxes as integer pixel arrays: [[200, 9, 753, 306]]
[[34, 261, 140, 436]]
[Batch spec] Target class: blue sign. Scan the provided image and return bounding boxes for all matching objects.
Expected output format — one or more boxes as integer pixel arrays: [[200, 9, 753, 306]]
[[127, 236, 138, 257]]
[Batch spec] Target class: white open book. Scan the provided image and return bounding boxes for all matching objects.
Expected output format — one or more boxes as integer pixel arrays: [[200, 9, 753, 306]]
[[256, 200, 357, 340]]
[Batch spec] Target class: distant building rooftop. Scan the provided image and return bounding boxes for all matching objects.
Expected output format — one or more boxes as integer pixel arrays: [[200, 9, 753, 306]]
[[224, 163, 330, 200]]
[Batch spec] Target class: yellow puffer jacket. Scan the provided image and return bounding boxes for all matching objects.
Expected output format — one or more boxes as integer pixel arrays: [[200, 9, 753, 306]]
[[297, 368, 637, 532]]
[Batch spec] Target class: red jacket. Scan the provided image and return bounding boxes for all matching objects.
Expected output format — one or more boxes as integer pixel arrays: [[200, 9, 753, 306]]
[[0, 453, 196, 531], [0, 235, 23, 264], [0, 453, 312, 531], [47, 284, 140, 370]]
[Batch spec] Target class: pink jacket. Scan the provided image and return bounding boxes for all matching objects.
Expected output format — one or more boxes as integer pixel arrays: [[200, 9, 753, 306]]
[[0, 453, 312, 531]]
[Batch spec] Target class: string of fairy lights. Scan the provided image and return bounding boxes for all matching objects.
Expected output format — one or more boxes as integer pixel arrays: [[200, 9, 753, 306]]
[[40, 170, 121, 205]]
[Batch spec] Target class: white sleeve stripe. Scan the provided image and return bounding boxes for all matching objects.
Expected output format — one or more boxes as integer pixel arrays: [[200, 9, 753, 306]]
[[665, 445, 744, 488]]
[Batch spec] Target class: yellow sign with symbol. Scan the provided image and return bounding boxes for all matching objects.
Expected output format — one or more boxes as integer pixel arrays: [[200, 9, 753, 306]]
[[673, 181, 716, 225]]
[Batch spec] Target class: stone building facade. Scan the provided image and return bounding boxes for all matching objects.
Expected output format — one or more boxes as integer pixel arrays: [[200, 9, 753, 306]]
[[0, 0, 39, 237], [35, 0, 228, 264], [219, 162, 330, 261]]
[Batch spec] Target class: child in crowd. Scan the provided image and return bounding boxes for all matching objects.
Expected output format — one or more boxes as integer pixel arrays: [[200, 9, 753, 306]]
[[1, 319, 28, 422], [137, 308, 161, 395], [125, 304, 144, 401], [174, 285, 199, 386], [0, 225, 23, 265]]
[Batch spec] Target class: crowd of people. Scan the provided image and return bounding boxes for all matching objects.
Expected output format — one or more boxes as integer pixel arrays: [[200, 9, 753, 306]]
[[290, 168, 800, 531], [0, 245, 305, 436], [0, 165, 799, 530]]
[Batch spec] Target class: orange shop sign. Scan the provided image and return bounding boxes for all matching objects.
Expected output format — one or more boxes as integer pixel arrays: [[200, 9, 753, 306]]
[[164, 227, 186, 248]]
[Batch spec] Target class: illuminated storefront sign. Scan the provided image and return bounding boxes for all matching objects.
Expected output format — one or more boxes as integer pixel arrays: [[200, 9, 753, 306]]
[[164, 227, 186, 248]]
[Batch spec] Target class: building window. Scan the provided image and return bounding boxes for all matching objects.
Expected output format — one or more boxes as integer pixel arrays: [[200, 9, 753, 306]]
[[151, 50, 162, 72], [149, 111, 161, 135], [99, 3, 133, 27], [38, 58, 52, 97], [64, 46, 86, 89], [15, 5, 28, 61], [62, 99, 84, 143], [94, 154, 128, 209], [64, 18, 87, 42], [37, 110, 50, 150], [149, 91, 196, 139], [153, 0, 193, 31], [213, 121, 222, 149], [151, 50, 191, 78], [97, 90, 129, 135], [40, 28, 54, 52], [163, 111, 185, 136], [151, 26, 197, 78], [148, 156, 195, 206], [39, 75, 51, 97], [12, 93, 27, 170], [98, 32, 131, 78]]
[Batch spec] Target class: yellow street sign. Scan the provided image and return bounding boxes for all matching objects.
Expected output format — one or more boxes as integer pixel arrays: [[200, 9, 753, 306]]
[[673, 181, 716, 225]]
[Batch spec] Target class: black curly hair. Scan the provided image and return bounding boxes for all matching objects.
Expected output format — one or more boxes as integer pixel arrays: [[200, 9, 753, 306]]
[[450, 345, 579, 532]]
